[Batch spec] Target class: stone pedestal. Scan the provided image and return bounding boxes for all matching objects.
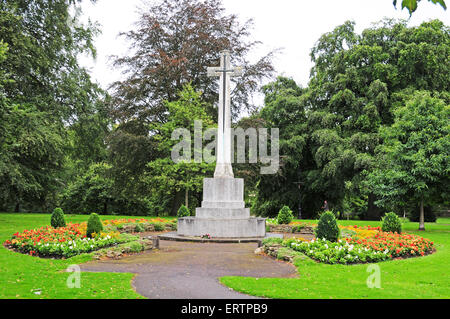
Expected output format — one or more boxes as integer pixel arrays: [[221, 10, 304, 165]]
[[178, 178, 266, 238]]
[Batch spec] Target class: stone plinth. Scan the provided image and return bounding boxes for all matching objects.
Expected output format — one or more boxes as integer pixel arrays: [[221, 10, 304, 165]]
[[177, 178, 266, 238]]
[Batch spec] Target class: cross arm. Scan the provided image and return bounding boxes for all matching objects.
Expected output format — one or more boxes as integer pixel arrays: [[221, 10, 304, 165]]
[[207, 67, 221, 77]]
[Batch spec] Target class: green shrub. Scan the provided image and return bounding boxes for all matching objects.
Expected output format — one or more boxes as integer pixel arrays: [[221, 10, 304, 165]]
[[277, 206, 294, 224], [292, 225, 305, 233], [134, 223, 145, 233], [382, 212, 402, 234], [262, 237, 283, 246], [152, 222, 165, 231], [177, 205, 190, 218], [51, 207, 66, 228], [86, 213, 103, 238], [315, 211, 340, 242], [128, 241, 144, 253]]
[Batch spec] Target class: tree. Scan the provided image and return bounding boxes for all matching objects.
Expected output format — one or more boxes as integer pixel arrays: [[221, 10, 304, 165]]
[[367, 91, 449, 230], [393, 0, 447, 15], [0, 0, 101, 123], [303, 19, 449, 219], [109, 0, 276, 124], [251, 77, 311, 217], [0, 1, 107, 212], [142, 84, 215, 215], [61, 162, 115, 214]]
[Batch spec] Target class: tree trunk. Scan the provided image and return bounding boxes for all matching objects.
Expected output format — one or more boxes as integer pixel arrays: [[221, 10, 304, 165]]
[[185, 188, 189, 208], [419, 198, 425, 231], [171, 191, 184, 216], [104, 201, 108, 215], [365, 193, 381, 220], [15, 202, 20, 213]]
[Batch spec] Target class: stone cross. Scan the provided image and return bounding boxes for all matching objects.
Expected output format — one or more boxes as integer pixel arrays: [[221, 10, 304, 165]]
[[207, 50, 243, 178]]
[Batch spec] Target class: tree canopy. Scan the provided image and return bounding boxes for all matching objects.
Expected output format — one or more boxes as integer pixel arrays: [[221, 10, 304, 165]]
[[0, 0, 448, 227]]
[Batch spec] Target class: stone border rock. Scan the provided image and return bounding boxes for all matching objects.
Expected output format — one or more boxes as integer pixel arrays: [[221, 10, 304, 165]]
[[157, 231, 283, 243], [256, 241, 308, 264], [267, 224, 314, 234], [105, 222, 177, 234], [92, 237, 154, 260]]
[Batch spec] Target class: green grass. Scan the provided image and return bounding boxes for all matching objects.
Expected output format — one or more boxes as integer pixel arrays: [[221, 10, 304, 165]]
[[0, 213, 149, 299], [220, 218, 450, 299], [2, 213, 449, 299]]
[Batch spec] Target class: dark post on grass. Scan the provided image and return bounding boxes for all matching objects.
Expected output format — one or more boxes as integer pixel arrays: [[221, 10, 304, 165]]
[[152, 236, 160, 249]]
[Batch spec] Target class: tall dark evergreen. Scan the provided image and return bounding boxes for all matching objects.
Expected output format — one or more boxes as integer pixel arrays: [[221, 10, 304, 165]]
[[0, 0, 106, 212]]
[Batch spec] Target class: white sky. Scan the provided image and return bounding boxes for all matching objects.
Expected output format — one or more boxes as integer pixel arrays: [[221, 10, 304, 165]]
[[78, 0, 449, 96]]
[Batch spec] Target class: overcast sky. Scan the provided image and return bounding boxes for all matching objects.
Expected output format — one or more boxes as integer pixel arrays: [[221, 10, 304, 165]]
[[78, 0, 449, 96]]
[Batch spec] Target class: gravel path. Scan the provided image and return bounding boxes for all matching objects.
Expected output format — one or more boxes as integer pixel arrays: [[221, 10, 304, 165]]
[[80, 239, 298, 299]]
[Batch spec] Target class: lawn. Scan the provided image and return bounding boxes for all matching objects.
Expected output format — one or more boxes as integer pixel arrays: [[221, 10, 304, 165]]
[[2, 213, 449, 299], [0, 213, 151, 299], [220, 218, 450, 299]]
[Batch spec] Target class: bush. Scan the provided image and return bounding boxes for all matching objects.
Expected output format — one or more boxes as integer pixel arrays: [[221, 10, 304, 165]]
[[315, 211, 340, 242], [152, 222, 165, 231], [86, 213, 103, 238], [134, 223, 145, 233], [177, 205, 190, 218], [50, 207, 66, 228], [277, 206, 294, 224], [382, 212, 402, 234]]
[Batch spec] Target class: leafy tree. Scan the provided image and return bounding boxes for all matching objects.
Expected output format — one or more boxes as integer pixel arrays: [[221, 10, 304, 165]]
[[304, 19, 449, 219], [367, 91, 449, 230], [142, 84, 215, 215], [109, 0, 276, 124], [0, 0, 101, 123], [107, 119, 158, 215], [254, 20, 448, 220], [61, 162, 115, 214], [393, 0, 447, 15], [0, 1, 107, 211], [252, 77, 311, 217]]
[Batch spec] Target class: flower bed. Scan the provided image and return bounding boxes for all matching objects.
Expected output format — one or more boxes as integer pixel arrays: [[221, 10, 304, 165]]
[[104, 218, 177, 232], [3, 217, 176, 258], [4, 223, 129, 258], [285, 237, 390, 264], [102, 217, 175, 227], [262, 225, 434, 265], [344, 231, 434, 258]]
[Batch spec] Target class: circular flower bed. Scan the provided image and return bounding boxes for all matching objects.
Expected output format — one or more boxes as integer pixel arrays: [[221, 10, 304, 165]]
[[263, 223, 435, 265], [282, 229, 434, 264], [3, 218, 176, 258], [4, 223, 125, 258]]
